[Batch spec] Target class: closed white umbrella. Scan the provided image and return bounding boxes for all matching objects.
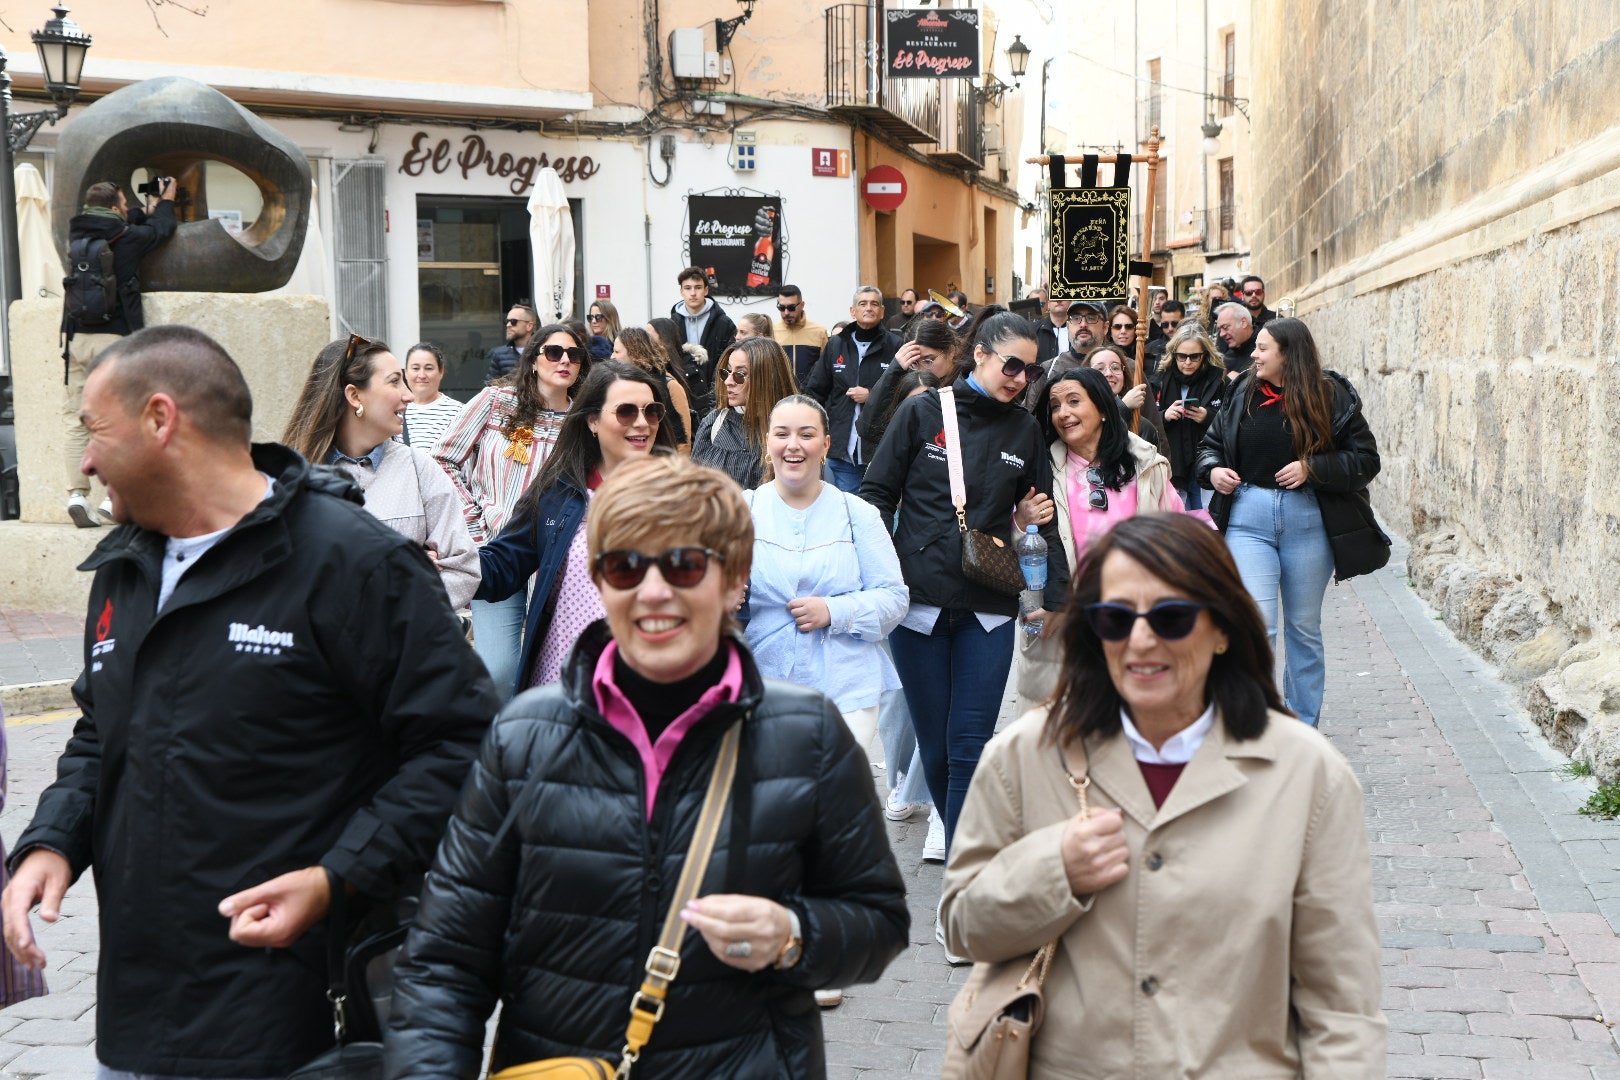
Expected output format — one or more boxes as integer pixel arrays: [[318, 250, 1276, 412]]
[[527, 167, 574, 323], [272, 179, 327, 297], [16, 163, 63, 300]]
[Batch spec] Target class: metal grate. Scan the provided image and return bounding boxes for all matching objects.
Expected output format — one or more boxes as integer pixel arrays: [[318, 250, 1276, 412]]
[[332, 158, 389, 340]]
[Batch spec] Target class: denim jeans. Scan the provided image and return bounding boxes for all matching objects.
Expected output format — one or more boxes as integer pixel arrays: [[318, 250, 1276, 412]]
[[1223, 484, 1335, 727], [877, 685, 931, 805], [825, 457, 867, 494], [1175, 481, 1206, 512], [471, 591, 527, 702], [890, 609, 1015, 852]]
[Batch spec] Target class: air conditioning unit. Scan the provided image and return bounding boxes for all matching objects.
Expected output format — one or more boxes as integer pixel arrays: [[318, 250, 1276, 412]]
[[981, 125, 1003, 154]]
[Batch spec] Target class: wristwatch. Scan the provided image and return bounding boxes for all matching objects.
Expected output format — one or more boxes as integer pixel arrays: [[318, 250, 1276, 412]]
[[773, 908, 804, 970]]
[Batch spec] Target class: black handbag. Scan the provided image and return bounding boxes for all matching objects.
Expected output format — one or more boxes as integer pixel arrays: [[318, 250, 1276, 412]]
[[287, 876, 409, 1080], [938, 385, 1027, 598]]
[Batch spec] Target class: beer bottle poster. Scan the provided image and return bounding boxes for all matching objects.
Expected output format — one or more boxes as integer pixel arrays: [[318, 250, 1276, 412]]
[[1048, 186, 1130, 301], [687, 195, 785, 298]]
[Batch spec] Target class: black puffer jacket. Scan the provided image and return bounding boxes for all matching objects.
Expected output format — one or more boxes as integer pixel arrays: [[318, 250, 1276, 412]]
[[1195, 371, 1388, 579], [1150, 362, 1227, 487], [859, 377, 1069, 616], [385, 623, 909, 1080]]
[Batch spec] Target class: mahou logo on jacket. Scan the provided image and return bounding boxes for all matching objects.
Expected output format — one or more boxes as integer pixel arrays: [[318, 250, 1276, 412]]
[[228, 622, 296, 656]]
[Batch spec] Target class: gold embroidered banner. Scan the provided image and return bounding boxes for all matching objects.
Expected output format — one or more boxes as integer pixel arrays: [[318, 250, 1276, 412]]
[[1048, 186, 1130, 301]]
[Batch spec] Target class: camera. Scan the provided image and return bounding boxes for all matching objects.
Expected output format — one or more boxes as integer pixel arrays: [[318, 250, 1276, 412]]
[[135, 176, 172, 196]]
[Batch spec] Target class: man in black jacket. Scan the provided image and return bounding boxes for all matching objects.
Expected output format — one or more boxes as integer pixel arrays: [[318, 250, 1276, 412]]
[[670, 266, 737, 384], [1215, 301, 1257, 377], [61, 179, 176, 528], [485, 301, 537, 382], [1238, 274, 1277, 331], [1033, 294, 1074, 362], [1, 325, 498, 1079], [805, 285, 900, 493]]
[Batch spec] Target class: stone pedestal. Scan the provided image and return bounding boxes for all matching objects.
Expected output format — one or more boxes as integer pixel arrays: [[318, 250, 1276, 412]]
[[3, 293, 330, 612], [10, 292, 331, 525]]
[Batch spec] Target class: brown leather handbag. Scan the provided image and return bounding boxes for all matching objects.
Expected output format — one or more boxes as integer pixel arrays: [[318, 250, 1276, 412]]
[[938, 385, 1028, 598], [940, 761, 1091, 1079], [489, 722, 743, 1080]]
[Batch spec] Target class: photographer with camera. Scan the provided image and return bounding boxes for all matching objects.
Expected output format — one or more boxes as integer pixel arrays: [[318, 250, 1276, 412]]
[[60, 176, 176, 527]]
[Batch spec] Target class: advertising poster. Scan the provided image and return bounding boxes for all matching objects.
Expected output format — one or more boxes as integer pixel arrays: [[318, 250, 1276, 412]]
[[687, 195, 784, 298], [1048, 186, 1131, 301], [885, 8, 981, 79]]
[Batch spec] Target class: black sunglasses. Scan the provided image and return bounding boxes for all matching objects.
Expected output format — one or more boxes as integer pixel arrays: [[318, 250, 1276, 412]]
[[1084, 466, 1108, 511], [506, 317, 532, 326], [341, 333, 373, 365], [1174, 349, 1205, 361], [719, 366, 748, 383], [606, 401, 665, 426], [989, 351, 1042, 384], [587, 312, 607, 321], [1083, 600, 1207, 641], [776, 303, 801, 313], [539, 344, 587, 364], [595, 546, 725, 589]]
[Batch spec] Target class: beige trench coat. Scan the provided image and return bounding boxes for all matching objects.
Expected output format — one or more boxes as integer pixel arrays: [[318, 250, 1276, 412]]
[[940, 707, 1385, 1079], [1013, 433, 1185, 715]]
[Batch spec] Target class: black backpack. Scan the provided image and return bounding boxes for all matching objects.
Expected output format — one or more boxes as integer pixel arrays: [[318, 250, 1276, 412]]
[[63, 229, 125, 330]]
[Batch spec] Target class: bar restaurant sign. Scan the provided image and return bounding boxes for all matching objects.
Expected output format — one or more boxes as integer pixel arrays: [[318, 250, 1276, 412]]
[[886, 8, 980, 79], [397, 131, 601, 196]]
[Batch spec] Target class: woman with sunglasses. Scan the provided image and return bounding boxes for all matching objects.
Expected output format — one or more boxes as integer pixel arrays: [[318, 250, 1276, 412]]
[[475, 362, 678, 696], [857, 318, 957, 461], [435, 323, 592, 697], [691, 336, 797, 490], [859, 313, 1068, 908], [284, 335, 480, 609], [1013, 367, 1189, 715], [388, 454, 909, 1080], [587, 298, 622, 342], [1085, 343, 1167, 454], [1105, 303, 1138, 351], [940, 514, 1383, 1078], [1196, 317, 1383, 729], [613, 327, 693, 452], [1151, 323, 1227, 511]]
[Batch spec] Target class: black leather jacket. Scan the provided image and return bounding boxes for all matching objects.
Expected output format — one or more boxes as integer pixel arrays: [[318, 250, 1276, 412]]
[[385, 623, 909, 1080]]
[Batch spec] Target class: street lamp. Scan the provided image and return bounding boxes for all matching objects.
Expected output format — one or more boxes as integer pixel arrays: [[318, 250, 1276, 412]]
[[1007, 35, 1031, 86], [0, 5, 92, 422], [1201, 116, 1223, 156]]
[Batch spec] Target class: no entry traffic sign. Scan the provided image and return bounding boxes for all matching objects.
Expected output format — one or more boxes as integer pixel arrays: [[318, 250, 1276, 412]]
[[863, 165, 908, 212]]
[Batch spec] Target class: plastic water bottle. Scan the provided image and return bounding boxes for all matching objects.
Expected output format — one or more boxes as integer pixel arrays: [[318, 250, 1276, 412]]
[[1016, 524, 1047, 637]]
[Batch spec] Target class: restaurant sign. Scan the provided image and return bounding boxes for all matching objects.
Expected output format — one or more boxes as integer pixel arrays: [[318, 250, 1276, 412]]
[[885, 9, 980, 79], [398, 131, 602, 195]]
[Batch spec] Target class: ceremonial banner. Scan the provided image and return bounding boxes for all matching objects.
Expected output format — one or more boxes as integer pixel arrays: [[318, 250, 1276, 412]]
[[1048, 186, 1130, 301]]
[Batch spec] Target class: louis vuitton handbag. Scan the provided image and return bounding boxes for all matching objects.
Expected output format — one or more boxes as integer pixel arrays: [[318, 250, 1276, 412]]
[[938, 385, 1027, 598], [489, 721, 743, 1080], [940, 758, 1092, 1079]]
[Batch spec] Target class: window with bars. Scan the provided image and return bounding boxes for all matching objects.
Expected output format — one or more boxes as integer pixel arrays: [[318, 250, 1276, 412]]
[[1218, 157, 1235, 250], [1221, 32, 1236, 116]]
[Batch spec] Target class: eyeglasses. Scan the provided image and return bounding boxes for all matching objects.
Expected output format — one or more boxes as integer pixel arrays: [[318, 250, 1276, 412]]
[[595, 546, 725, 589], [341, 333, 372, 365], [901, 299, 915, 306], [1082, 600, 1207, 641], [989, 351, 1043, 384], [1085, 465, 1108, 511], [719, 366, 748, 383], [587, 313, 606, 322], [776, 302, 801, 313], [606, 401, 665, 426], [1112, 321, 1135, 331], [1242, 288, 1264, 297], [917, 353, 943, 368], [922, 308, 949, 319], [1161, 318, 1183, 330], [540, 344, 586, 364], [1069, 312, 1104, 324], [1174, 350, 1206, 361], [505, 318, 532, 327]]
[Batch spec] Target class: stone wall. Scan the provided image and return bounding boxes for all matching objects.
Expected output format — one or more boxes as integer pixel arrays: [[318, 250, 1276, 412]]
[[1250, 4, 1620, 776]]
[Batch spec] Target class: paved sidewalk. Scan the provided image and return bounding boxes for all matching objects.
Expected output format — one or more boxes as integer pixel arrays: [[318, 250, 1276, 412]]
[[0, 610, 79, 689], [2, 549, 1619, 1078]]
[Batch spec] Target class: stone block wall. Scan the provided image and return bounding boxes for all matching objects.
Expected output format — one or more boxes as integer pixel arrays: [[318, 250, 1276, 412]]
[[1251, 3, 1620, 776]]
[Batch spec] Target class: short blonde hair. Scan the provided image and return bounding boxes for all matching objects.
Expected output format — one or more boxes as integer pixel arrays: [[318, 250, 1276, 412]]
[[589, 456, 754, 623]]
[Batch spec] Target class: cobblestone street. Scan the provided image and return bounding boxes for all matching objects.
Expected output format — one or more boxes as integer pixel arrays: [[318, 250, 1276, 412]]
[[3, 541, 1620, 1079]]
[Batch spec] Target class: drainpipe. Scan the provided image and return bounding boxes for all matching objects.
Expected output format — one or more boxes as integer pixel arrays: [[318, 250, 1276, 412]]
[[642, 139, 654, 315]]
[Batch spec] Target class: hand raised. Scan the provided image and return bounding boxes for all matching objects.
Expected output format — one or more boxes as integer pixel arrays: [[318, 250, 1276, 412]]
[[1061, 807, 1129, 897]]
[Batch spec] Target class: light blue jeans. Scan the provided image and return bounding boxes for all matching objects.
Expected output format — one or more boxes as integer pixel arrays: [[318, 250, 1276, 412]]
[[471, 591, 526, 702], [877, 685, 931, 805], [1223, 485, 1335, 727]]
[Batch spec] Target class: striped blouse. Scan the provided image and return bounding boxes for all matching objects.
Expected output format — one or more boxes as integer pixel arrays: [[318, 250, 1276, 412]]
[[431, 386, 566, 544], [405, 394, 464, 451]]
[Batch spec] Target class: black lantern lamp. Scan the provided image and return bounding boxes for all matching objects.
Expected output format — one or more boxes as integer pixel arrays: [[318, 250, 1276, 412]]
[[33, 5, 92, 115], [1007, 35, 1031, 87]]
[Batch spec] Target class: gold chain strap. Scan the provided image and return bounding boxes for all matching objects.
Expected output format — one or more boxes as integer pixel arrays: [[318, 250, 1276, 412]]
[[1019, 756, 1091, 992]]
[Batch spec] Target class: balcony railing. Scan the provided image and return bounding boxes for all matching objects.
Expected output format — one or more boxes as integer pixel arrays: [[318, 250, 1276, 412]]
[[825, 2, 985, 168]]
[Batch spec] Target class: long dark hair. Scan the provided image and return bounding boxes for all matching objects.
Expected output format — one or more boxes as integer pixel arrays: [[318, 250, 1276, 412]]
[[501, 323, 592, 441], [1036, 367, 1135, 490], [283, 335, 395, 463], [1047, 514, 1285, 745], [647, 318, 685, 369], [875, 369, 940, 433], [1245, 317, 1335, 477], [956, 304, 1012, 370], [511, 362, 678, 523], [906, 318, 959, 381]]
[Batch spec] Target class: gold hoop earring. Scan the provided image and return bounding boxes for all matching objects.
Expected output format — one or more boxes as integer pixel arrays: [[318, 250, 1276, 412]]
[[355, 405, 364, 419]]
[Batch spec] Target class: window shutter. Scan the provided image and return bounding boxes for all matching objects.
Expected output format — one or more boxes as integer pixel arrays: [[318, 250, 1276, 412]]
[[332, 158, 388, 339]]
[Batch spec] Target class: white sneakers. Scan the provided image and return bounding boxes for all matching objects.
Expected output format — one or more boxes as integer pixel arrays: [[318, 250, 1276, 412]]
[[921, 807, 946, 863], [935, 908, 969, 966], [814, 988, 843, 1008], [66, 493, 115, 528], [885, 785, 922, 821]]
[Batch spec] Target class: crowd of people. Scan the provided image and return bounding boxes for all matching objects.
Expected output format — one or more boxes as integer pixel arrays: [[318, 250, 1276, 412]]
[[5, 256, 1392, 1079]]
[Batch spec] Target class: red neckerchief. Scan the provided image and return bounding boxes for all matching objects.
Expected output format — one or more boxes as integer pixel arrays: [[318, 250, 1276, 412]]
[[1257, 381, 1285, 408], [587, 466, 605, 492]]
